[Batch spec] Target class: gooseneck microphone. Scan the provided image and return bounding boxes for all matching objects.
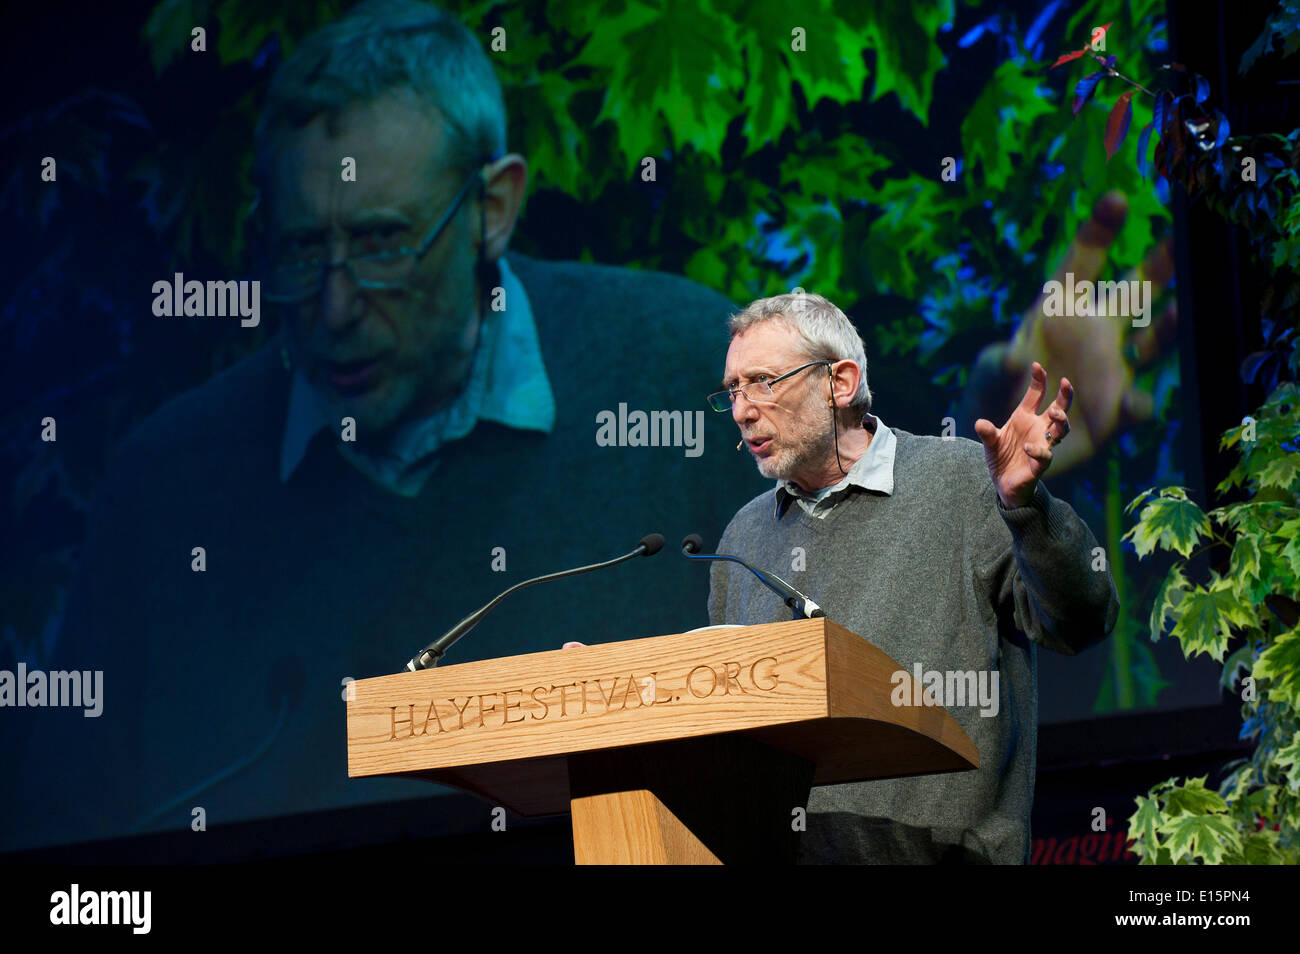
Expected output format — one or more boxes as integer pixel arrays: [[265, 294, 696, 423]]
[[405, 533, 665, 671], [680, 533, 826, 620]]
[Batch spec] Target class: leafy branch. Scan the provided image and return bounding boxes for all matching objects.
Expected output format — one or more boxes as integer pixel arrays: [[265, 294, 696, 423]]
[[1050, 11, 1300, 864]]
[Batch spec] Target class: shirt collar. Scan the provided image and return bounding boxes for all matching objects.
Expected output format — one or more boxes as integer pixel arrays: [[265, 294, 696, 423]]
[[279, 256, 555, 491], [774, 414, 896, 518]]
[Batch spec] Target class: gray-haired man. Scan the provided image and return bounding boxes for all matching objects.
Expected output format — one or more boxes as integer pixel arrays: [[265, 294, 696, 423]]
[[707, 292, 1119, 864]]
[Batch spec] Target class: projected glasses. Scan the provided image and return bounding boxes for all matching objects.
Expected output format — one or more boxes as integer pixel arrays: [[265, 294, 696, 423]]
[[264, 172, 482, 303]]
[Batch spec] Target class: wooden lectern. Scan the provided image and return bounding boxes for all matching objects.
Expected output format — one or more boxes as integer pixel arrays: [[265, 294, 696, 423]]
[[347, 619, 977, 864]]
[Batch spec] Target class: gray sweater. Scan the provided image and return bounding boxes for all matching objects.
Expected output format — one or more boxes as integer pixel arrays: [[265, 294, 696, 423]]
[[707, 427, 1118, 863]]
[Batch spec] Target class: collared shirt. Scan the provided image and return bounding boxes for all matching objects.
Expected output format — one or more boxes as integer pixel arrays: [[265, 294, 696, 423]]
[[774, 415, 897, 519], [279, 257, 556, 497]]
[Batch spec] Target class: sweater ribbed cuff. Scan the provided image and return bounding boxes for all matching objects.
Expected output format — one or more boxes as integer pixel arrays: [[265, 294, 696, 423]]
[[996, 481, 1072, 540]]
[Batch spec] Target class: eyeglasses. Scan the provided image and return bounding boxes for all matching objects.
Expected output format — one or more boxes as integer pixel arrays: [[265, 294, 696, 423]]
[[707, 360, 831, 412], [263, 172, 482, 303]]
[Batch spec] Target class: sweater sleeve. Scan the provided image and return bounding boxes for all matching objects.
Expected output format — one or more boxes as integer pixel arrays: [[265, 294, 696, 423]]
[[980, 478, 1119, 655]]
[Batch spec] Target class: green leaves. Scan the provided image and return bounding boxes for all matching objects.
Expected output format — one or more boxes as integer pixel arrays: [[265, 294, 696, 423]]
[[1167, 575, 1248, 662], [1239, 0, 1300, 74], [1275, 735, 1300, 794], [1123, 487, 1211, 559], [1163, 775, 1229, 816], [859, 177, 957, 298], [210, 0, 343, 66], [1128, 379, 1300, 863], [859, 0, 952, 125], [1148, 562, 1189, 641], [1131, 777, 1244, 865], [1126, 794, 1162, 857], [752, 0, 869, 115], [1233, 830, 1286, 865], [1071, 6, 1300, 870], [1160, 813, 1241, 865], [576, 0, 743, 163], [575, 0, 899, 165], [961, 61, 1057, 192], [521, 0, 950, 302], [1254, 626, 1300, 709], [507, 72, 594, 198], [1258, 452, 1300, 491], [777, 133, 891, 202], [1218, 384, 1300, 496], [143, 0, 213, 73]]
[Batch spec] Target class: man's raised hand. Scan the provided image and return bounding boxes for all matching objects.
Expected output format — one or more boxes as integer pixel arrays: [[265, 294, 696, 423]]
[[974, 362, 1073, 509]]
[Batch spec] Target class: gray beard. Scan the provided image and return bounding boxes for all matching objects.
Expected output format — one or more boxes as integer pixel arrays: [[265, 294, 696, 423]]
[[757, 409, 836, 485]]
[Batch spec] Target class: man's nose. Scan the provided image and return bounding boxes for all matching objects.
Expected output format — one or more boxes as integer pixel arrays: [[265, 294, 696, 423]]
[[319, 259, 362, 333], [731, 389, 759, 427]]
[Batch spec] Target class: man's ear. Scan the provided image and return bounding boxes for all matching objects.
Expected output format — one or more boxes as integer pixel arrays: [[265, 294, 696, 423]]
[[830, 359, 862, 409], [481, 154, 527, 261]]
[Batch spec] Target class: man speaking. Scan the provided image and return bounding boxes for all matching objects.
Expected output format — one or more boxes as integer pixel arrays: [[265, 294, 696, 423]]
[[707, 292, 1119, 864]]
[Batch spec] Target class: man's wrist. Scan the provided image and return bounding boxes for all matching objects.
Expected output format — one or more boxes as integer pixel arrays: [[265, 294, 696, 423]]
[[997, 485, 1035, 510]]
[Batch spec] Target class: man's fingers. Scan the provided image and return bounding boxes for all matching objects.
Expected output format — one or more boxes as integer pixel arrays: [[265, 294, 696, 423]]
[[1051, 376, 1074, 414], [1023, 441, 1053, 465], [1018, 362, 1048, 413], [974, 418, 1000, 447]]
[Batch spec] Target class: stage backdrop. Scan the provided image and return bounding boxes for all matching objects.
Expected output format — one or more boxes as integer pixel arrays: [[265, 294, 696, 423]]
[[0, 0, 1220, 852]]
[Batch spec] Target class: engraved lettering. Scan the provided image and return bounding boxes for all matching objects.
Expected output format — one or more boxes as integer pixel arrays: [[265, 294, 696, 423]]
[[554, 682, 578, 716], [751, 656, 779, 691], [530, 685, 552, 720], [421, 699, 446, 735], [649, 671, 672, 705], [390, 704, 417, 740], [503, 688, 525, 724], [477, 692, 500, 727], [593, 676, 620, 709], [619, 673, 642, 709], [687, 665, 717, 698], [382, 655, 784, 742], [722, 661, 744, 695], [451, 696, 473, 729]]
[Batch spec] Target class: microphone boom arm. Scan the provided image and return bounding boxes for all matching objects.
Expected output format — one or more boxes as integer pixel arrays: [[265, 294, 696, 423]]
[[406, 537, 662, 671], [682, 548, 825, 621]]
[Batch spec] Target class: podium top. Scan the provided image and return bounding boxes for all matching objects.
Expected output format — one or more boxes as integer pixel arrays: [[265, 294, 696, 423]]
[[346, 618, 977, 815]]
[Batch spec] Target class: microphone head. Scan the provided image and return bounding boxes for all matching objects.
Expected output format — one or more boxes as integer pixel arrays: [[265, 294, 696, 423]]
[[638, 533, 665, 556], [681, 533, 704, 555]]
